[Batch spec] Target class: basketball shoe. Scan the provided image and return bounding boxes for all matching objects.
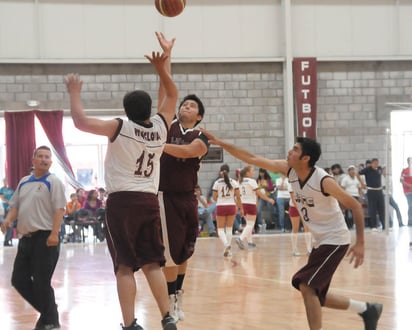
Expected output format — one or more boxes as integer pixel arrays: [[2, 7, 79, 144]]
[[161, 313, 177, 330], [121, 319, 143, 330], [176, 289, 185, 321], [359, 302, 383, 330]]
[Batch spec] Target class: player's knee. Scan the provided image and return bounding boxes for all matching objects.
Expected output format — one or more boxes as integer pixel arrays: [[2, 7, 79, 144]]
[[299, 283, 314, 296]]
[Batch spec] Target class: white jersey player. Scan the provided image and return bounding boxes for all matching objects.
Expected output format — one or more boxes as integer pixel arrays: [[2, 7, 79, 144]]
[[200, 131, 383, 330], [212, 164, 243, 257], [236, 165, 275, 249]]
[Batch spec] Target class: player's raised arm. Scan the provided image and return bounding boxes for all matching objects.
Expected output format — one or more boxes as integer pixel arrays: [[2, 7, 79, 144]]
[[155, 32, 176, 110], [200, 128, 288, 175], [145, 51, 178, 128], [65, 74, 118, 138]]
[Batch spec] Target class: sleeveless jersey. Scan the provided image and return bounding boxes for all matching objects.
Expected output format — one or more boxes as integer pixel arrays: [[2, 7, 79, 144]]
[[105, 115, 167, 194], [159, 120, 209, 193], [213, 178, 239, 206], [288, 166, 350, 248], [239, 177, 258, 205]]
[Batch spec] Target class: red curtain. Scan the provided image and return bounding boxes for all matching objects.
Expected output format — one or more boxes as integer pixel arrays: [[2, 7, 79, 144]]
[[4, 111, 36, 190], [35, 110, 80, 188]]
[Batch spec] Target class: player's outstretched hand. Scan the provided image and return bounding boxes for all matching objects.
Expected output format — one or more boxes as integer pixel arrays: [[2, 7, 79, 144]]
[[145, 51, 169, 71], [346, 241, 364, 268], [64, 73, 83, 94], [199, 128, 222, 146], [155, 31, 176, 55]]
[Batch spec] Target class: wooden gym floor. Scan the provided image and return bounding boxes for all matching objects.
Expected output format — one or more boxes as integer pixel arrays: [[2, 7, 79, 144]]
[[0, 227, 410, 330]]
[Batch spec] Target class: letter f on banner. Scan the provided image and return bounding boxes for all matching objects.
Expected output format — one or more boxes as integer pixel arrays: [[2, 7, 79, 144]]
[[293, 58, 317, 139]]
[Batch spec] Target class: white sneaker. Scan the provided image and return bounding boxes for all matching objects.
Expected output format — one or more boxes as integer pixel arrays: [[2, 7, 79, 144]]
[[168, 294, 178, 321], [223, 245, 232, 257], [293, 251, 301, 256], [236, 237, 245, 250], [176, 290, 185, 321]]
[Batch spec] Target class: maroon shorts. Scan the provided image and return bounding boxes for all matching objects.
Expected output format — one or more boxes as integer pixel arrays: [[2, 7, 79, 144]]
[[242, 203, 257, 216], [105, 191, 165, 273], [159, 191, 198, 266], [216, 205, 237, 216], [289, 205, 300, 217], [291, 244, 349, 306]]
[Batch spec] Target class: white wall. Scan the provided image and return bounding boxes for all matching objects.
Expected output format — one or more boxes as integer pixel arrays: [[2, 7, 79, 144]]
[[0, 0, 283, 62], [292, 0, 412, 59], [0, 0, 411, 62]]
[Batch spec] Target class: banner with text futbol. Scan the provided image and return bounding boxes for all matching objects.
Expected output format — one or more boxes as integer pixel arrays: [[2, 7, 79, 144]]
[[293, 57, 317, 139]]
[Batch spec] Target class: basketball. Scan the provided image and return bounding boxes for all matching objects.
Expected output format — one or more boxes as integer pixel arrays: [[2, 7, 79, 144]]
[[155, 0, 186, 17]]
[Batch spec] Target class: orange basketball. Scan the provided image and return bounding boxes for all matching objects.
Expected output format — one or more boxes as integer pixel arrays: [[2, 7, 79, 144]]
[[155, 0, 186, 17]]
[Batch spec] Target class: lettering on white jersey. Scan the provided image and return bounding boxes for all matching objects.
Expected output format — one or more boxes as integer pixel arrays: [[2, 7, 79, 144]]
[[134, 128, 161, 141]]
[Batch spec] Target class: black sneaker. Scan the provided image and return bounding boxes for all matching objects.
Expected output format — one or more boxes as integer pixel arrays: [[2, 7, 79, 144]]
[[161, 313, 177, 330], [121, 319, 144, 330], [359, 302, 383, 330], [34, 324, 60, 330]]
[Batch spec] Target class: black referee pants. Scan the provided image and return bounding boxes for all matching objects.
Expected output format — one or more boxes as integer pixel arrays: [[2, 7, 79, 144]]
[[367, 190, 385, 229], [11, 230, 60, 326]]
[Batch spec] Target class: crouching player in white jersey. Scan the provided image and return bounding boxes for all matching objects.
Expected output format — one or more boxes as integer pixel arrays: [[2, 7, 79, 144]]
[[65, 41, 178, 330], [236, 165, 275, 249], [200, 130, 383, 330]]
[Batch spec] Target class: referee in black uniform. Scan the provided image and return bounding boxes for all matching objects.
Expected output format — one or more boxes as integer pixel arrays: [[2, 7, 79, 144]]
[[357, 158, 385, 230]]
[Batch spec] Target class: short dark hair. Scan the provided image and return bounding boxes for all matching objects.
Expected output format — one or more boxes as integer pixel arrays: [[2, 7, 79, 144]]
[[179, 94, 205, 125], [123, 90, 152, 123], [33, 145, 51, 157], [296, 137, 321, 167]]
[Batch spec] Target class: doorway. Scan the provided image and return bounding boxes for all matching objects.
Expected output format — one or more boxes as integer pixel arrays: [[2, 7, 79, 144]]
[[391, 110, 412, 224]]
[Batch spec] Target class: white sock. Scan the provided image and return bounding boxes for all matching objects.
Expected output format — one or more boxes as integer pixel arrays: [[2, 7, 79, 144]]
[[225, 226, 233, 246], [218, 228, 228, 246], [348, 299, 367, 314], [291, 233, 298, 252], [304, 232, 312, 252], [241, 221, 254, 242]]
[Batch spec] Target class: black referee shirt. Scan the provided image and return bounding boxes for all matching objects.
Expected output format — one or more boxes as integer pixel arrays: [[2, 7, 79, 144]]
[[359, 167, 382, 188]]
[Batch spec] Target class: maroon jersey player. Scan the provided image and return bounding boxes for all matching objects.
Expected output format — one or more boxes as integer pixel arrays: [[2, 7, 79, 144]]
[[156, 32, 209, 322]]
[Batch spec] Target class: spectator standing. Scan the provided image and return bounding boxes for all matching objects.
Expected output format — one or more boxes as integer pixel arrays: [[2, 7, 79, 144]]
[[256, 168, 277, 230], [331, 163, 345, 186], [381, 166, 403, 228], [341, 165, 363, 228], [0, 178, 15, 246], [195, 185, 217, 237], [275, 174, 290, 231], [400, 157, 412, 226]]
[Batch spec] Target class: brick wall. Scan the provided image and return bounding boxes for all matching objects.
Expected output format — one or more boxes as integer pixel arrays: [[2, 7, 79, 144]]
[[1, 61, 412, 193]]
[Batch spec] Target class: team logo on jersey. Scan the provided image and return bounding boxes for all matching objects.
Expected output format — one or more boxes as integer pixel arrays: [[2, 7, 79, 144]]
[[295, 193, 315, 207]]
